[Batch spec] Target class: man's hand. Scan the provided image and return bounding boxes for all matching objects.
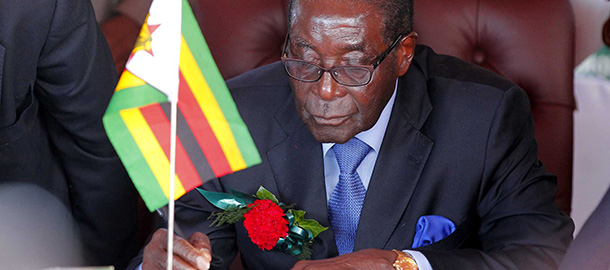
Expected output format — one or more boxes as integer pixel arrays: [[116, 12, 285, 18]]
[[291, 249, 397, 270], [142, 229, 212, 270]]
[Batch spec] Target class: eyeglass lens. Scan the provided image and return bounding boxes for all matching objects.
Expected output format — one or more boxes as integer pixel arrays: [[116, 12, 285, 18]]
[[284, 60, 372, 86]]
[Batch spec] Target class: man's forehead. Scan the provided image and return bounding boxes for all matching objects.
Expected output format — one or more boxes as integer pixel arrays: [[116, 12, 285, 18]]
[[291, 6, 381, 41], [309, 14, 366, 30], [291, 0, 380, 30], [294, 23, 367, 46]]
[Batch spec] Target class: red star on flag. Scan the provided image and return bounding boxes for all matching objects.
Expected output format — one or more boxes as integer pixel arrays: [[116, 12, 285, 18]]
[[129, 16, 161, 61]]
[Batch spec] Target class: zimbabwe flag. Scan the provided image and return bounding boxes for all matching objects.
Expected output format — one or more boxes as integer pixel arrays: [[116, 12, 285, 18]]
[[103, 0, 261, 211]]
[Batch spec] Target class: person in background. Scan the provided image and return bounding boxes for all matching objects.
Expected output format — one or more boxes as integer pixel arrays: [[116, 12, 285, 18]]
[[0, 0, 138, 268], [560, 14, 610, 270], [559, 187, 610, 270]]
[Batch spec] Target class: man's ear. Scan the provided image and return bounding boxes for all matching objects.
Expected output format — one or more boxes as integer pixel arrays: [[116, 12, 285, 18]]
[[396, 32, 418, 76]]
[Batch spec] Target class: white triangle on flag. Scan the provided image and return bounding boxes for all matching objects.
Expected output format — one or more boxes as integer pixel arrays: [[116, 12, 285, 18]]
[[126, 0, 182, 102]]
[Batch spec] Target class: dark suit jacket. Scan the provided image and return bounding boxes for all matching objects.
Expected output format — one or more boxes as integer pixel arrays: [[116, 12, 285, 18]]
[[129, 45, 573, 269], [0, 0, 138, 267], [559, 187, 610, 270]]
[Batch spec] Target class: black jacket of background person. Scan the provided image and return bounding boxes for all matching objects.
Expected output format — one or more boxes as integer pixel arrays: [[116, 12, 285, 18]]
[[0, 0, 138, 268], [559, 186, 610, 270], [128, 45, 574, 269]]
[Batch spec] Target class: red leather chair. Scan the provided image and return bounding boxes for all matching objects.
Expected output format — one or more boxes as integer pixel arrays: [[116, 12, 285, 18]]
[[102, 0, 574, 215]]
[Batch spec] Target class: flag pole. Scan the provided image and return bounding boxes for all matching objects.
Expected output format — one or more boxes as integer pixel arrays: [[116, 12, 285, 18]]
[[167, 98, 178, 270]]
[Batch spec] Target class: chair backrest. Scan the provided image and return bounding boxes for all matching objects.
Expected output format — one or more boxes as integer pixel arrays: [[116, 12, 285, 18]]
[[102, 0, 574, 214], [411, 0, 575, 214]]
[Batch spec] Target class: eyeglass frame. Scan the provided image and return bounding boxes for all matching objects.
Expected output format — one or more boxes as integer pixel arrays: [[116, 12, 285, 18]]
[[280, 32, 411, 86]]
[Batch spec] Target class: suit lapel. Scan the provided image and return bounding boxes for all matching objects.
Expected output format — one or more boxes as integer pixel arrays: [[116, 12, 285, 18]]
[[354, 57, 434, 250], [354, 118, 433, 250], [266, 93, 338, 259]]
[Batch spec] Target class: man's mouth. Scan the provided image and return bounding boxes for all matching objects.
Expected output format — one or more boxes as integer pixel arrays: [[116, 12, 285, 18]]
[[311, 115, 350, 126]]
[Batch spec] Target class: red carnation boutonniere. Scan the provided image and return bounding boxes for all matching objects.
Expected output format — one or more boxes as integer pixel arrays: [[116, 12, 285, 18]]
[[244, 199, 289, 250], [197, 186, 328, 260]]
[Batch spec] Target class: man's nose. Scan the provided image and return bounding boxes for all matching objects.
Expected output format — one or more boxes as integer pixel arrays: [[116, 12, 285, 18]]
[[316, 71, 347, 101]]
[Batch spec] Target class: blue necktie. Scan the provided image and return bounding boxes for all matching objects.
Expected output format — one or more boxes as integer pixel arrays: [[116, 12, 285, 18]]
[[328, 137, 371, 255]]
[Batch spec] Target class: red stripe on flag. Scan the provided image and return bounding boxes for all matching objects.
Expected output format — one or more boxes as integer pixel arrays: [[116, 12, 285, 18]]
[[139, 104, 202, 191], [177, 72, 233, 176]]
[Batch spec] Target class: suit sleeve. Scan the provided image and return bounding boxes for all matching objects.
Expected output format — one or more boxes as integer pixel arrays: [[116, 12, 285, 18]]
[[34, 0, 138, 267], [418, 87, 574, 269]]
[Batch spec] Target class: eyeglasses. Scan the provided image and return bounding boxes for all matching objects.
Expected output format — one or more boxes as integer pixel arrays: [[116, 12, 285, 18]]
[[281, 33, 407, 86]]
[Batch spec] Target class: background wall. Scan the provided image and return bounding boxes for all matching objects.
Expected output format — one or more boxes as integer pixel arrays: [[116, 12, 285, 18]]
[[571, 0, 610, 66]]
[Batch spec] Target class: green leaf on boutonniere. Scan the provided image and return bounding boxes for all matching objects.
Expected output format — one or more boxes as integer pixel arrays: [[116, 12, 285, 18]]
[[208, 205, 249, 226], [297, 218, 328, 238], [288, 209, 306, 222], [288, 209, 328, 238], [197, 188, 248, 209], [227, 188, 257, 205], [255, 186, 280, 204]]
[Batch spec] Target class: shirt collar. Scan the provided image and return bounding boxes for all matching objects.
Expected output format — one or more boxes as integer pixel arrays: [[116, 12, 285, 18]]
[[323, 79, 398, 155]]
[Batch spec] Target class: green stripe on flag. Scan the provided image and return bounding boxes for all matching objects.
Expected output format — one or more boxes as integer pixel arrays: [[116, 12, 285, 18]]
[[103, 96, 169, 211], [181, 0, 261, 166], [106, 84, 168, 114]]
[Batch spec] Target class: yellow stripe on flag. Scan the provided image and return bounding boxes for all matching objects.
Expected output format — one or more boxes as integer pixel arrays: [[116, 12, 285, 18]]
[[116, 70, 147, 92], [179, 36, 247, 171], [120, 107, 187, 199]]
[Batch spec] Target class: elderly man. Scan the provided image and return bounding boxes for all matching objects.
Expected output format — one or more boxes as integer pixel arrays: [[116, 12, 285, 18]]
[[133, 0, 573, 269]]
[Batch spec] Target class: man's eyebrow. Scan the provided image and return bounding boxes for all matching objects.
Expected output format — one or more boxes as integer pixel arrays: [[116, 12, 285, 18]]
[[293, 38, 314, 50], [342, 43, 365, 52]]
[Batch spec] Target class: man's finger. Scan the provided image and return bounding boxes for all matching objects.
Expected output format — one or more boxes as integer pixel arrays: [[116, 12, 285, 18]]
[[150, 228, 169, 249], [143, 229, 201, 270], [189, 232, 212, 262], [173, 234, 209, 270]]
